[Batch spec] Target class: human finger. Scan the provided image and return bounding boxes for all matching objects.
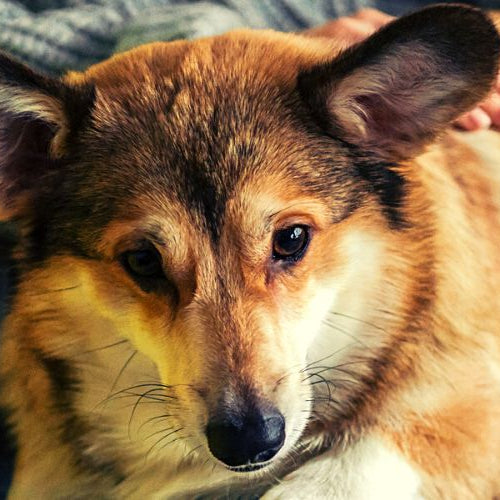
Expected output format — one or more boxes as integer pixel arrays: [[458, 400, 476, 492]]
[[455, 107, 492, 131]]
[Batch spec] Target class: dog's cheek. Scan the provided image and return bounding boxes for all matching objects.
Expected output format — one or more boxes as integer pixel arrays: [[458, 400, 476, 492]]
[[269, 220, 358, 354], [250, 233, 347, 436], [282, 220, 396, 419], [18, 257, 174, 365]]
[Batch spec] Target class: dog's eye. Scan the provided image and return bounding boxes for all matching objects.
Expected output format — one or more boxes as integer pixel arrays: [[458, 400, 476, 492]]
[[121, 247, 164, 278], [273, 225, 310, 262]]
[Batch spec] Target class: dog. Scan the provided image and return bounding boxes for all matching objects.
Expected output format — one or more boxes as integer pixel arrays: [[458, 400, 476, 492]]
[[1, 3, 500, 498]]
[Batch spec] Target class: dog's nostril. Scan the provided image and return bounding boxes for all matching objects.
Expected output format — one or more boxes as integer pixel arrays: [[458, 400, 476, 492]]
[[262, 415, 285, 446], [206, 408, 285, 468], [253, 447, 279, 464]]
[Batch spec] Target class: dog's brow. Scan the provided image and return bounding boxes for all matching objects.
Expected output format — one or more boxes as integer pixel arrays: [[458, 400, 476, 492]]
[[267, 201, 325, 222], [144, 229, 168, 247], [268, 202, 315, 219]]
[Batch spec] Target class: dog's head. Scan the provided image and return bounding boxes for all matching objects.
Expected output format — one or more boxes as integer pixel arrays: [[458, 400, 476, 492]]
[[0, 5, 498, 478]]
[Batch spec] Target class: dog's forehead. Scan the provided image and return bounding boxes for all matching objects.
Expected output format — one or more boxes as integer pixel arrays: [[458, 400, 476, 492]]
[[72, 34, 344, 242], [39, 33, 357, 261], [88, 33, 310, 159]]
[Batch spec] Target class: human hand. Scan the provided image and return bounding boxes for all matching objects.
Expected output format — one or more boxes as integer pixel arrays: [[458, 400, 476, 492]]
[[306, 8, 500, 131]]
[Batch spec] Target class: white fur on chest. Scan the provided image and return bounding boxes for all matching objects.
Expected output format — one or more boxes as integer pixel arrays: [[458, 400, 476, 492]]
[[263, 437, 422, 500]]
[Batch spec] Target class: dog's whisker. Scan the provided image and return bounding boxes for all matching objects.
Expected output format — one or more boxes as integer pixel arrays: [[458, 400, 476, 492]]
[[116, 400, 179, 412], [143, 425, 176, 442], [309, 377, 356, 387], [321, 319, 369, 349], [69, 339, 129, 358], [302, 366, 359, 382], [156, 433, 190, 455], [137, 413, 174, 433], [102, 382, 178, 401], [328, 310, 387, 332], [145, 427, 184, 460], [183, 444, 203, 463], [301, 344, 362, 372], [107, 350, 138, 396], [128, 388, 177, 439], [305, 372, 335, 403], [95, 388, 175, 410], [28, 285, 82, 296]]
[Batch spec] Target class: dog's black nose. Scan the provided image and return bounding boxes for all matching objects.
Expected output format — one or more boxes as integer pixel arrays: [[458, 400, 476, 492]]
[[206, 407, 285, 468]]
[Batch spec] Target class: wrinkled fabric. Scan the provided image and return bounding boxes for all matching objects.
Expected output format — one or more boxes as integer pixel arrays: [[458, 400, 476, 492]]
[[0, 0, 497, 75]]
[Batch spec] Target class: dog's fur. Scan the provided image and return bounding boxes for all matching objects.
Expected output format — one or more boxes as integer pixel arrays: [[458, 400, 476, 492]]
[[1, 4, 500, 499]]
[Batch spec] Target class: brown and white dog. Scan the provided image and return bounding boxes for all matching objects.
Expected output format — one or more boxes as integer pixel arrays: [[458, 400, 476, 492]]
[[1, 4, 500, 499]]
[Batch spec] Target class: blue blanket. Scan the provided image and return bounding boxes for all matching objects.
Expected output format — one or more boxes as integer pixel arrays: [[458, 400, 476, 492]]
[[0, 0, 497, 75]]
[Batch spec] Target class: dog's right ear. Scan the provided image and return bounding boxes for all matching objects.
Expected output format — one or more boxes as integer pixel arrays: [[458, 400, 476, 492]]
[[0, 53, 94, 220], [298, 5, 500, 161]]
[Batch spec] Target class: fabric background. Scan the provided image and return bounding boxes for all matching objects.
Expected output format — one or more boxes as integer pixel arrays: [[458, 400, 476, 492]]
[[1, 0, 500, 497], [0, 0, 498, 75]]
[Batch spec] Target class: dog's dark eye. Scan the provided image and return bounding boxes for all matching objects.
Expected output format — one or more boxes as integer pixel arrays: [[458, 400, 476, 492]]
[[272, 225, 310, 262], [121, 247, 164, 278]]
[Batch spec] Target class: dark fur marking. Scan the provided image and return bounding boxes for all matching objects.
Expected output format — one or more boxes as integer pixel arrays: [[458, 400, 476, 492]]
[[287, 104, 408, 229], [0, 223, 19, 323], [0, 389, 17, 496], [32, 348, 78, 406], [354, 159, 407, 229], [32, 349, 125, 485], [0, 115, 63, 201], [180, 159, 228, 243]]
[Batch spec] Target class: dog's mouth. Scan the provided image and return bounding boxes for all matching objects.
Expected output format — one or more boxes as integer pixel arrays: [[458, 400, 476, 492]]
[[226, 461, 272, 473], [207, 449, 280, 474]]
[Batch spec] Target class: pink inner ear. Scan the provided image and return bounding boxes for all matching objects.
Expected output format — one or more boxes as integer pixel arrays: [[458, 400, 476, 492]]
[[300, 3, 500, 161], [323, 48, 488, 160], [355, 93, 409, 138], [352, 92, 433, 150]]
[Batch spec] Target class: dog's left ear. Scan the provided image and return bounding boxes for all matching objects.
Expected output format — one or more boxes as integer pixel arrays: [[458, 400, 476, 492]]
[[0, 53, 94, 219], [299, 5, 500, 160]]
